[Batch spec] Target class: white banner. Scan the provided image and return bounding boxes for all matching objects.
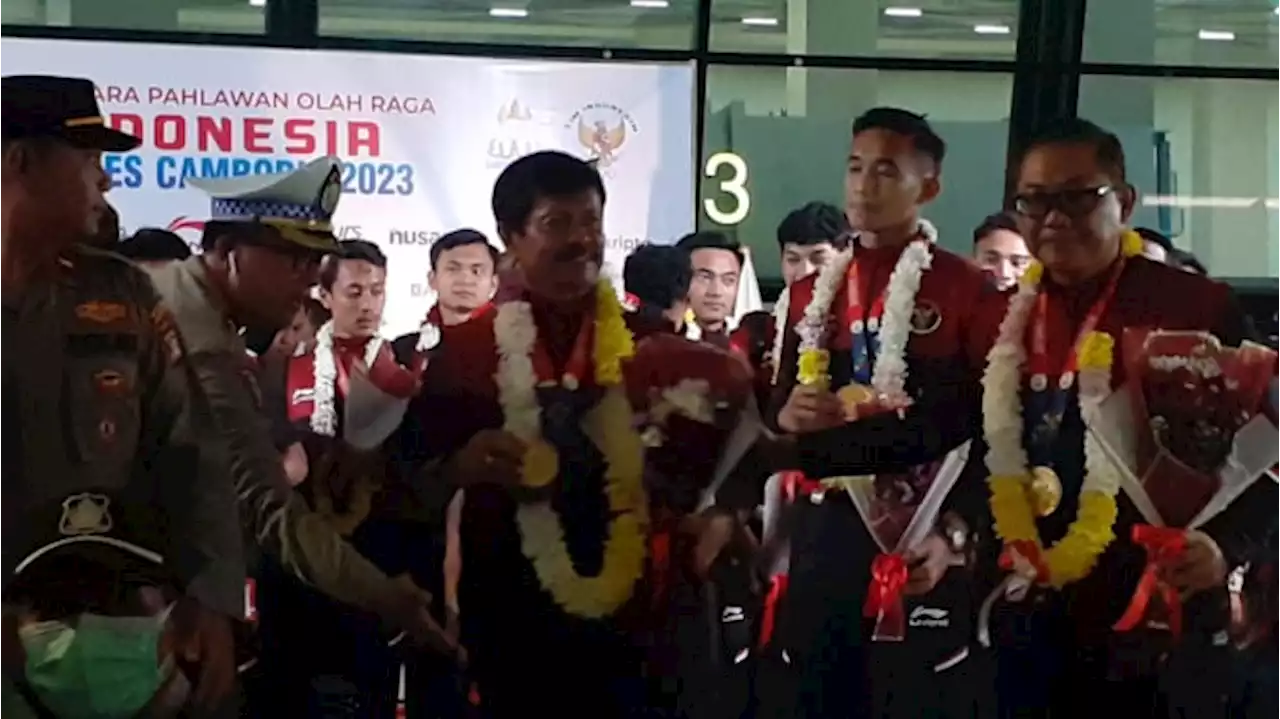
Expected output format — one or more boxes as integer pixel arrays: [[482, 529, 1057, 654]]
[[2, 38, 696, 336]]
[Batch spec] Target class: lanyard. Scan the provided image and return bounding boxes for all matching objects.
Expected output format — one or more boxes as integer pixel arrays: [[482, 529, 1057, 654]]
[[530, 313, 594, 388], [1027, 260, 1125, 390], [844, 258, 888, 386], [1023, 261, 1124, 465]]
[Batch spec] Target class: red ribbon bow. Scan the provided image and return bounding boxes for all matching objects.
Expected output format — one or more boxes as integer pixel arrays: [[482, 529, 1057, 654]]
[[864, 553, 910, 641], [1113, 524, 1186, 639], [782, 471, 825, 503], [999, 539, 1049, 583]]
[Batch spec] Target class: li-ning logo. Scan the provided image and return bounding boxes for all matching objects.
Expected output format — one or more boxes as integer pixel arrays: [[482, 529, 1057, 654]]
[[908, 606, 950, 628]]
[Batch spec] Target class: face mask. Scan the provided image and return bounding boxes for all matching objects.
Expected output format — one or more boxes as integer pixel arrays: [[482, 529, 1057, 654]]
[[19, 605, 174, 719]]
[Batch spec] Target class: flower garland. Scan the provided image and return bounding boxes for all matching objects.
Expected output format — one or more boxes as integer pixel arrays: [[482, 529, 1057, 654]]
[[308, 320, 384, 534], [795, 220, 937, 406], [683, 308, 702, 342], [982, 229, 1144, 588], [495, 280, 648, 618], [310, 320, 384, 437], [768, 285, 790, 386]]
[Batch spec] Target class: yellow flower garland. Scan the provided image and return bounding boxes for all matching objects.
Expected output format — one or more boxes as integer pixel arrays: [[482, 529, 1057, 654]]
[[985, 229, 1141, 588], [515, 282, 648, 618], [797, 348, 831, 387]]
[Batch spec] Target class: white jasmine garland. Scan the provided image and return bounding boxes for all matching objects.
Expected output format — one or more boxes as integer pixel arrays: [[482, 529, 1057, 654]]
[[769, 285, 790, 386], [683, 309, 703, 342], [493, 287, 648, 619], [796, 219, 937, 406], [310, 320, 385, 437]]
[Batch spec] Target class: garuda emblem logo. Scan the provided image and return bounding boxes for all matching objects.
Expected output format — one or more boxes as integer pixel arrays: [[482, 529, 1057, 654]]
[[568, 103, 638, 169]]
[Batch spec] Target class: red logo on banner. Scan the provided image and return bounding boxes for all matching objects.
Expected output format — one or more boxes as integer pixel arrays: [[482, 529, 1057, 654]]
[[166, 216, 206, 234]]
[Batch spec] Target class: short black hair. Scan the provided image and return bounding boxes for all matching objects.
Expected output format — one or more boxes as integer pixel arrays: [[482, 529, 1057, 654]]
[[1170, 248, 1208, 275], [318, 239, 387, 291], [852, 107, 946, 167], [623, 244, 693, 313], [972, 211, 1021, 246], [491, 151, 606, 237], [1135, 227, 1175, 255], [776, 202, 850, 252], [675, 230, 744, 268], [302, 297, 330, 328], [1019, 117, 1127, 183], [430, 228, 500, 271], [118, 228, 192, 263]]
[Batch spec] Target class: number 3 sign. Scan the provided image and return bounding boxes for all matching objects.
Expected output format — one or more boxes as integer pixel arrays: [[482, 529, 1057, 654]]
[[703, 151, 751, 226]]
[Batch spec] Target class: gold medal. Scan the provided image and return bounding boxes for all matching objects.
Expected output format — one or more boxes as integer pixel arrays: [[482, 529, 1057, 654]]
[[521, 440, 560, 489], [838, 383, 876, 420], [1028, 466, 1063, 517]]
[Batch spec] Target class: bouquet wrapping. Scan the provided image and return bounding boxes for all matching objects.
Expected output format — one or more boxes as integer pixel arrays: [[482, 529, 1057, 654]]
[[796, 349, 969, 641], [1091, 329, 1278, 638]]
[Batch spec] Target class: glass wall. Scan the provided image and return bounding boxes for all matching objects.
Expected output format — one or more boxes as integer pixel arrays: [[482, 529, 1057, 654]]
[[0, 0, 265, 33], [701, 67, 1014, 282], [1078, 0, 1278, 282], [707, 0, 1020, 60], [317, 0, 700, 50], [1082, 0, 1278, 69]]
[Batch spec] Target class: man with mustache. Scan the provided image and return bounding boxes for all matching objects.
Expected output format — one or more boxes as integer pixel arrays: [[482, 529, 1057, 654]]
[[973, 118, 1275, 717], [399, 150, 761, 716], [763, 107, 996, 718]]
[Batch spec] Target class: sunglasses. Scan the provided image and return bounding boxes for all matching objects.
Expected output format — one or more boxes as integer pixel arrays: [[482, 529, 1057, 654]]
[[1013, 185, 1117, 219]]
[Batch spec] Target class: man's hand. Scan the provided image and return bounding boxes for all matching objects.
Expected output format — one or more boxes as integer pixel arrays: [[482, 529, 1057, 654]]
[[169, 599, 236, 711], [378, 574, 466, 665], [903, 534, 957, 596], [1165, 530, 1227, 594], [445, 429, 526, 488], [777, 385, 845, 434], [282, 441, 309, 487], [681, 509, 740, 579]]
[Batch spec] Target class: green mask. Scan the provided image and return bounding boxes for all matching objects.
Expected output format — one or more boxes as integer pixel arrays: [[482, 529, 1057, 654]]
[[18, 606, 173, 719]]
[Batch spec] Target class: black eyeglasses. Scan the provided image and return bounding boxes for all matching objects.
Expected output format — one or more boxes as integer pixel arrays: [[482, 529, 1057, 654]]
[[1013, 185, 1115, 219]]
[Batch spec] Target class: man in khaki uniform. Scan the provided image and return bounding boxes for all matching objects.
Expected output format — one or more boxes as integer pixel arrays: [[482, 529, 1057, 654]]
[[146, 157, 448, 653], [2, 75, 243, 715]]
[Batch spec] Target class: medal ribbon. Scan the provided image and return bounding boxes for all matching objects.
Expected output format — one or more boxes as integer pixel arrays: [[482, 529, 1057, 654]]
[[844, 257, 889, 386], [1023, 261, 1125, 467], [1113, 524, 1186, 639], [530, 310, 594, 386]]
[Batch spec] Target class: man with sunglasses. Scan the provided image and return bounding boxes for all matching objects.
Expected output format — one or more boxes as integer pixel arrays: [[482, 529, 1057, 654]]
[[973, 118, 1276, 716], [145, 159, 452, 680]]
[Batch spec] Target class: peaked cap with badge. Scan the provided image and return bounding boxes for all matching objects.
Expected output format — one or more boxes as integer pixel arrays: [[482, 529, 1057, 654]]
[[6, 488, 174, 600], [1, 74, 142, 151], [187, 156, 344, 254]]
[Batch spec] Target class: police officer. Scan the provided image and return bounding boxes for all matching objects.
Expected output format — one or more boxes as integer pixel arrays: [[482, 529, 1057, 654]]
[[2, 75, 245, 715], [144, 158, 451, 663]]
